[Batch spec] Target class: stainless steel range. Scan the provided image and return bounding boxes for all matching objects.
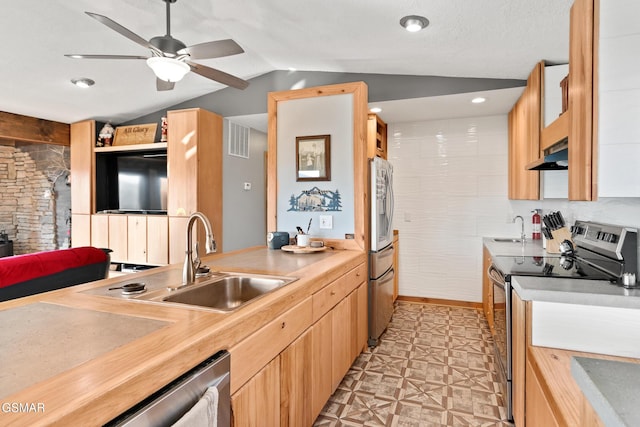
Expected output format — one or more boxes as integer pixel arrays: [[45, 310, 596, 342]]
[[487, 220, 638, 421]]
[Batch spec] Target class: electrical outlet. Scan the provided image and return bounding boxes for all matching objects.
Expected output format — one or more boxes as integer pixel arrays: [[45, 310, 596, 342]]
[[243, 182, 251, 191], [319, 215, 333, 229]]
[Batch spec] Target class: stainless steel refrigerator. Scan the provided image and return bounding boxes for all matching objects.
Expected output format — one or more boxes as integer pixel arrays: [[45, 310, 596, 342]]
[[368, 157, 395, 346]]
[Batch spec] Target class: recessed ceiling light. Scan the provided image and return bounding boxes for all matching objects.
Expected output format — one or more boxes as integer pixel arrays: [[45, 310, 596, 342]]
[[370, 107, 382, 113], [400, 15, 429, 32], [471, 97, 487, 104], [71, 78, 95, 88]]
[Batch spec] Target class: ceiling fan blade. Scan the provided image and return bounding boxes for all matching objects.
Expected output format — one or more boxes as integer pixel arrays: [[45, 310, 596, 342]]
[[65, 54, 148, 60], [156, 79, 175, 91], [85, 12, 159, 54], [178, 39, 244, 60], [187, 61, 249, 90]]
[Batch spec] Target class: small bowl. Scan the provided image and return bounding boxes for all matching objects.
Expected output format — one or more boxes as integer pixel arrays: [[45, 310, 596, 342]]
[[310, 240, 324, 248]]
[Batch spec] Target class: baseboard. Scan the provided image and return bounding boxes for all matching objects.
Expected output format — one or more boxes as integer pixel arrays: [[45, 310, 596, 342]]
[[396, 295, 482, 309]]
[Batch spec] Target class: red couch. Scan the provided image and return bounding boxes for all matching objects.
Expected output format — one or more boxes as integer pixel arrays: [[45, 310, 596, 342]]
[[0, 247, 111, 302]]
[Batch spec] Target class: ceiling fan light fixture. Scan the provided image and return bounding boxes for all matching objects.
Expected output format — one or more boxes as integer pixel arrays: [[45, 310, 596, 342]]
[[146, 56, 190, 82], [400, 15, 429, 32]]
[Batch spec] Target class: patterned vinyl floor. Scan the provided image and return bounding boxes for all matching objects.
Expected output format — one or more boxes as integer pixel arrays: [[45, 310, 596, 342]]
[[313, 301, 513, 427]]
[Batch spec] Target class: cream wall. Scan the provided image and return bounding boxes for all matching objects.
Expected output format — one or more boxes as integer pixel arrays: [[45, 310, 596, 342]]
[[389, 115, 640, 303]]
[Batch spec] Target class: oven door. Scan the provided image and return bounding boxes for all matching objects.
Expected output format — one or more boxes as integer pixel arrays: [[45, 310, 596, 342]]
[[488, 264, 513, 421]]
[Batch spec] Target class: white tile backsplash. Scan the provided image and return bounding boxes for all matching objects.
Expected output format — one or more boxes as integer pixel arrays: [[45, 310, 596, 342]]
[[389, 115, 640, 303]]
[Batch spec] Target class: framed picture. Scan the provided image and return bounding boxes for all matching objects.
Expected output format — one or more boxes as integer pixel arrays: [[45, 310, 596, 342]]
[[296, 134, 331, 181]]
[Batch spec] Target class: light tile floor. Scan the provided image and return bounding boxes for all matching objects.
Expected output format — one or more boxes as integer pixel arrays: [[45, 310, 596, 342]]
[[313, 301, 513, 427]]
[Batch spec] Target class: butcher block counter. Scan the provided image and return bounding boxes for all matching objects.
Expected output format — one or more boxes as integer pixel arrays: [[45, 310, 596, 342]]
[[0, 246, 367, 426]]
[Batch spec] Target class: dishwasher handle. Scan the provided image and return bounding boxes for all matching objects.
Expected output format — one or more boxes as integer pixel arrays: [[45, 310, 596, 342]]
[[487, 264, 506, 290]]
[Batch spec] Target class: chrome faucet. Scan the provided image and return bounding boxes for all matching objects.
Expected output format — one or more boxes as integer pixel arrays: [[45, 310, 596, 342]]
[[513, 215, 525, 241], [182, 212, 216, 286]]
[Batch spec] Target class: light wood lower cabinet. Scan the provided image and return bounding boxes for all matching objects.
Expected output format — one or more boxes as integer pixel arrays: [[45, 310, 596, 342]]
[[512, 290, 527, 427], [525, 357, 560, 427], [71, 214, 91, 247], [231, 357, 281, 427], [482, 246, 494, 332], [231, 263, 367, 426], [90, 214, 168, 265]]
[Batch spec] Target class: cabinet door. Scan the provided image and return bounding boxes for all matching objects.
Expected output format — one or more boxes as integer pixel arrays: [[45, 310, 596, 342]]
[[147, 216, 168, 265], [280, 328, 313, 427], [482, 246, 494, 332], [168, 216, 188, 264], [526, 358, 560, 427], [512, 290, 527, 427], [508, 62, 542, 200], [90, 214, 109, 250], [311, 313, 333, 419], [70, 120, 94, 215], [568, 0, 596, 201], [71, 214, 91, 248], [331, 294, 354, 392], [392, 233, 399, 301], [232, 356, 280, 427], [127, 216, 147, 264], [108, 215, 128, 262], [356, 281, 368, 355]]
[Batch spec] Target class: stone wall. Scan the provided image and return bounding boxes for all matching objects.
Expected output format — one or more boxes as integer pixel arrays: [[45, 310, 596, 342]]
[[0, 143, 70, 254]]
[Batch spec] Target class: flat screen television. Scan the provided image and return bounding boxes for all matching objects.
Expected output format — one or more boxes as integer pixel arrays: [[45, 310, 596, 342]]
[[95, 150, 168, 214]]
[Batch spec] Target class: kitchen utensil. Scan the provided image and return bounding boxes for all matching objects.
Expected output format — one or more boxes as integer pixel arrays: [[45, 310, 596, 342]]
[[306, 219, 312, 235], [542, 227, 553, 240], [296, 226, 304, 235]]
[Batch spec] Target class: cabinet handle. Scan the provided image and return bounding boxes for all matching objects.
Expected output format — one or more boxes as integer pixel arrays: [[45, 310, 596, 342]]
[[330, 290, 336, 296], [281, 322, 286, 329]]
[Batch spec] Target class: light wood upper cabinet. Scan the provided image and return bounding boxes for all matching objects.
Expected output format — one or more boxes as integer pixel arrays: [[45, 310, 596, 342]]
[[508, 62, 542, 200], [568, 0, 596, 201], [167, 108, 223, 252], [70, 120, 94, 216], [367, 113, 388, 159]]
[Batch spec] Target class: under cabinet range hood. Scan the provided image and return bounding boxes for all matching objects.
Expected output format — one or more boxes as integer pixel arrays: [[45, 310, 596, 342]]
[[526, 140, 569, 170]]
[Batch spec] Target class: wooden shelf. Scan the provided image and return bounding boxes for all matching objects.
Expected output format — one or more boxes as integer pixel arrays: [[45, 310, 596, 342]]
[[94, 142, 167, 153], [540, 111, 569, 152]]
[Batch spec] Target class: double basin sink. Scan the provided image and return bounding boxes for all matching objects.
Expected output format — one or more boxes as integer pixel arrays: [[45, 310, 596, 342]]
[[112, 272, 298, 312]]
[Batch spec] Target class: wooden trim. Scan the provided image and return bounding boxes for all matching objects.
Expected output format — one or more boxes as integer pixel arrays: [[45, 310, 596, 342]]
[[266, 82, 369, 251], [568, 0, 595, 200], [0, 111, 70, 146], [591, 0, 600, 200], [94, 142, 167, 153], [396, 295, 482, 309]]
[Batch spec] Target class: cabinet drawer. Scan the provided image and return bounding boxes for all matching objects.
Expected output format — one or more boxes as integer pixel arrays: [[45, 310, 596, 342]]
[[312, 263, 366, 323], [230, 297, 312, 394]]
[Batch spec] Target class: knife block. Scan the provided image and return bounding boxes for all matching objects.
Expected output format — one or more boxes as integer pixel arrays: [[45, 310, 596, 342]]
[[546, 227, 574, 254]]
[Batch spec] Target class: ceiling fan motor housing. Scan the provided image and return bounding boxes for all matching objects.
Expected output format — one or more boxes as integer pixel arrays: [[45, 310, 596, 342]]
[[150, 35, 187, 57]]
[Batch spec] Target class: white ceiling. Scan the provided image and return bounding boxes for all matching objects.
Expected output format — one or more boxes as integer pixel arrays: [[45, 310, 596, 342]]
[[1, 0, 572, 125]]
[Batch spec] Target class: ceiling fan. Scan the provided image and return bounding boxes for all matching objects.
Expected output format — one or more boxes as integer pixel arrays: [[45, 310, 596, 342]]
[[65, 0, 249, 91]]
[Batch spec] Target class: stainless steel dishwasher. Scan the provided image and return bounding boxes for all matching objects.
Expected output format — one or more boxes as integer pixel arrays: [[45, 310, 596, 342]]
[[106, 350, 230, 427]]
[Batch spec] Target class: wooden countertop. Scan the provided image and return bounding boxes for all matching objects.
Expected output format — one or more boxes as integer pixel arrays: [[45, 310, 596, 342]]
[[0, 246, 366, 426]]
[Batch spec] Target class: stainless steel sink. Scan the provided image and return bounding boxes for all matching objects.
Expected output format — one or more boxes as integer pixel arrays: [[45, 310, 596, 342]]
[[492, 238, 525, 243], [154, 273, 297, 311]]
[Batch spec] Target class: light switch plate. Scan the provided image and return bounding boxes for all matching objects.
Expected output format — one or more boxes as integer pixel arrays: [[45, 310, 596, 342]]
[[319, 215, 333, 229]]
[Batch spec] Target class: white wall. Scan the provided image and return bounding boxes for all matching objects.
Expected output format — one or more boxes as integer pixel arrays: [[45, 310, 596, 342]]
[[389, 115, 640, 303], [276, 94, 355, 239]]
